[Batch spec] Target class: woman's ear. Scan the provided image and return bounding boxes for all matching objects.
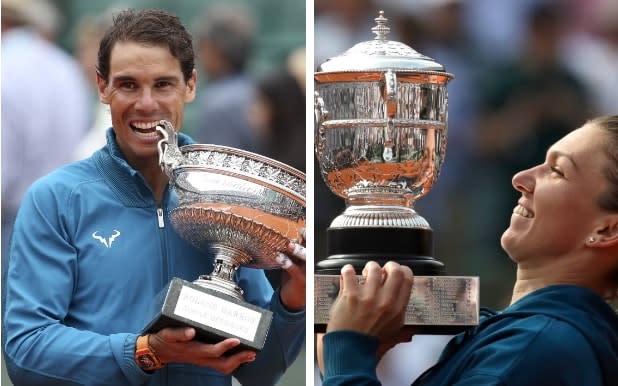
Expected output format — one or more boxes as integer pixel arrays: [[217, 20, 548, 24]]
[[590, 214, 618, 247]]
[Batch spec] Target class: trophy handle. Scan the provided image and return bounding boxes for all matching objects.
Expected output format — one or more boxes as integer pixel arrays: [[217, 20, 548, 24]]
[[314, 91, 329, 160], [383, 69, 397, 119], [156, 120, 183, 180], [382, 70, 398, 162]]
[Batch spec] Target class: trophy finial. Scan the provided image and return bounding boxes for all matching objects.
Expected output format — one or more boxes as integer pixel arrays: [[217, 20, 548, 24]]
[[371, 10, 390, 40]]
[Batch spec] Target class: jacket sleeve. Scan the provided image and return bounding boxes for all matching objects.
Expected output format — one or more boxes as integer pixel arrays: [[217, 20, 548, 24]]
[[2, 182, 150, 386], [233, 268, 306, 386], [322, 331, 382, 386]]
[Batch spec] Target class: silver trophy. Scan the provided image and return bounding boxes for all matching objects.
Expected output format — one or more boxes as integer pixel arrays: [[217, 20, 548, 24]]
[[314, 11, 478, 333], [144, 120, 306, 352]]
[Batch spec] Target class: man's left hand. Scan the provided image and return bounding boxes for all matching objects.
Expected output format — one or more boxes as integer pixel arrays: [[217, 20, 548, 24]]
[[278, 228, 306, 311]]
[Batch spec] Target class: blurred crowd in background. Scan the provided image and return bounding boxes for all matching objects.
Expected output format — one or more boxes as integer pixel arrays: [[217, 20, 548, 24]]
[[315, 0, 618, 309]]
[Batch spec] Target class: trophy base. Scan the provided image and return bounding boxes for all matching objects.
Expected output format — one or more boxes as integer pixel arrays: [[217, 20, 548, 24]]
[[320, 226, 445, 275], [144, 278, 273, 354], [315, 226, 478, 334], [314, 275, 479, 334]]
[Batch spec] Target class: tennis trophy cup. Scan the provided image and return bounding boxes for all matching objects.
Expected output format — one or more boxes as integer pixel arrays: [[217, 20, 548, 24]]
[[144, 120, 306, 353], [314, 11, 479, 334]]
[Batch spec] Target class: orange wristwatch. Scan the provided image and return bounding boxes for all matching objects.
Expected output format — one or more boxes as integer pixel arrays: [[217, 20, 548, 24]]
[[135, 335, 164, 371]]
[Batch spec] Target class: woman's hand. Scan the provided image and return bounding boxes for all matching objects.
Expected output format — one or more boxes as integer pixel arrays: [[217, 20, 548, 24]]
[[326, 261, 414, 340]]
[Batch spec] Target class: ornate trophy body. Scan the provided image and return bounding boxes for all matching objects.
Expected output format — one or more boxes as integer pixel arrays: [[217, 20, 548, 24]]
[[144, 121, 306, 353], [314, 12, 479, 334]]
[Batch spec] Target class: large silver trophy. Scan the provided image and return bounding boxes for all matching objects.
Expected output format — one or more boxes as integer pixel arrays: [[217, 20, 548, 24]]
[[144, 120, 305, 353], [314, 11, 478, 334]]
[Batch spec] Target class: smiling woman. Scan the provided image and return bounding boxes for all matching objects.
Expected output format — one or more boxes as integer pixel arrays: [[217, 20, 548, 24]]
[[501, 116, 618, 303], [319, 115, 618, 386]]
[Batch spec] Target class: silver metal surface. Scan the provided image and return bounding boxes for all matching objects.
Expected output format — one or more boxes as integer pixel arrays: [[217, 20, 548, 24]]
[[315, 275, 479, 327], [317, 11, 452, 74], [315, 11, 453, 230], [170, 207, 297, 269], [156, 120, 306, 299]]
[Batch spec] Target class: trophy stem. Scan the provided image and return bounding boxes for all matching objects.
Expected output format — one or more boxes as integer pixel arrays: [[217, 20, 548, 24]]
[[346, 193, 415, 208], [193, 244, 250, 302]]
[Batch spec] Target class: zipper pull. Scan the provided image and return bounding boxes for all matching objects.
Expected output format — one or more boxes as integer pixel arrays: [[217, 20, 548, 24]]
[[157, 208, 165, 228]]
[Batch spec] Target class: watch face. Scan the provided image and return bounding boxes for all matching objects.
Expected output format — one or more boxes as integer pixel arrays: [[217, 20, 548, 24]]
[[138, 354, 156, 369]]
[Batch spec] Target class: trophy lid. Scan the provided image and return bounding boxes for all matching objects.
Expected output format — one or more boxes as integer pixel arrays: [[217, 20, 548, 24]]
[[317, 10, 452, 76]]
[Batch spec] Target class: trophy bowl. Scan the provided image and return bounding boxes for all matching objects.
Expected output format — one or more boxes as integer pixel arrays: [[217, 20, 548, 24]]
[[314, 11, 452, 230], [144, 120, 305, 352], [167, 148, 306, 271]]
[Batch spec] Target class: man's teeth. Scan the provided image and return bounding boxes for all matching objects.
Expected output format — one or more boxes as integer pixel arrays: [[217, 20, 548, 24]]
[[132, 121, 159, 131], [514, 205, 534, 218]]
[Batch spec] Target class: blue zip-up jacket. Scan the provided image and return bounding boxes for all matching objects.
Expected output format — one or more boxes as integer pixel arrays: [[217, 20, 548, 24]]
[[322, 285, 618, 386], [2, 129, 305, 386]]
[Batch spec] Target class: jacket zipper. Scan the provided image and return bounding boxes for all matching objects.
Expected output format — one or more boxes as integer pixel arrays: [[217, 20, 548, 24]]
[[157, 208, 165, 228], [157, 206, 169, 287]]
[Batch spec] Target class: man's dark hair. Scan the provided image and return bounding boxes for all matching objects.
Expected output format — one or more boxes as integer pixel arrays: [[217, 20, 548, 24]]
[[97, 8, 194, 83], [195, 5, 255, 74]]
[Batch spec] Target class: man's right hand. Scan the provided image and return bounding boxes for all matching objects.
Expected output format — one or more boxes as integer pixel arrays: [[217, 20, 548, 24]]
[[147, 327, 256, 374]]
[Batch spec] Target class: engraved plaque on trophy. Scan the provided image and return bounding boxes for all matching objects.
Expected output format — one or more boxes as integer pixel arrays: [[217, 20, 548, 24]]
[[144, 120, 306, 353], [314, 11, 479, 333]]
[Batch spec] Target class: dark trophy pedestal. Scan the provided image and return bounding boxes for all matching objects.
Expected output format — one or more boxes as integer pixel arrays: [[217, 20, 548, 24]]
[[316, 227, 444, 275], [144, 278, 273, 354]]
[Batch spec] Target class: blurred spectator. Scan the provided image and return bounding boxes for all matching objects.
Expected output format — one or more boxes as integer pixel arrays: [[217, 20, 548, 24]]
[[314, 0, 378, 68], [72, 8, 116, 160], [190, 3, 259, 151], [461, 0, 540, 64], [248, 68, 306, 172], [287, 47, 307, 95], [2, 0, 65, 42], [1, 0, 91, 255], [561, 0, 618, 115]]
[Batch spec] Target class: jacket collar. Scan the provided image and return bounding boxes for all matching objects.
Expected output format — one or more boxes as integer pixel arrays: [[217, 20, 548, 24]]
[[93, 127, 194, 207]]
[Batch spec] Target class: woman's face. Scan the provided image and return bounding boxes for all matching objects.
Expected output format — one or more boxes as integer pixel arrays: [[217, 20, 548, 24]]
[[501, 123, 611, 263]]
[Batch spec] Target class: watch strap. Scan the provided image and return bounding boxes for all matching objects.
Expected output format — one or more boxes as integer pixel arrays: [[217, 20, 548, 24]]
[[135, 335, 164, 371]]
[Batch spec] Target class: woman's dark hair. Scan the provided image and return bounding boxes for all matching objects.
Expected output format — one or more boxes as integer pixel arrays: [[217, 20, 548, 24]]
[[590, 115, 618, 212], [97, 9, 194, 83]]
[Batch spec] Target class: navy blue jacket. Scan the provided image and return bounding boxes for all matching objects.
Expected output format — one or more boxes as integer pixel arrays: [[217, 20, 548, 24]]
[[323, 285, 618, 386]]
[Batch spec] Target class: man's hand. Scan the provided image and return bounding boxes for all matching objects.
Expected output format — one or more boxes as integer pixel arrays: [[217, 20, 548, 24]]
[[148, 327, 256, 374], [278, 228, 306, 311]]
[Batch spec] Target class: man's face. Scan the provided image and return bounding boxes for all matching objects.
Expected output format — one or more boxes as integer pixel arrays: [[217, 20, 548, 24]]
[[97, 41, 196, 168]]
